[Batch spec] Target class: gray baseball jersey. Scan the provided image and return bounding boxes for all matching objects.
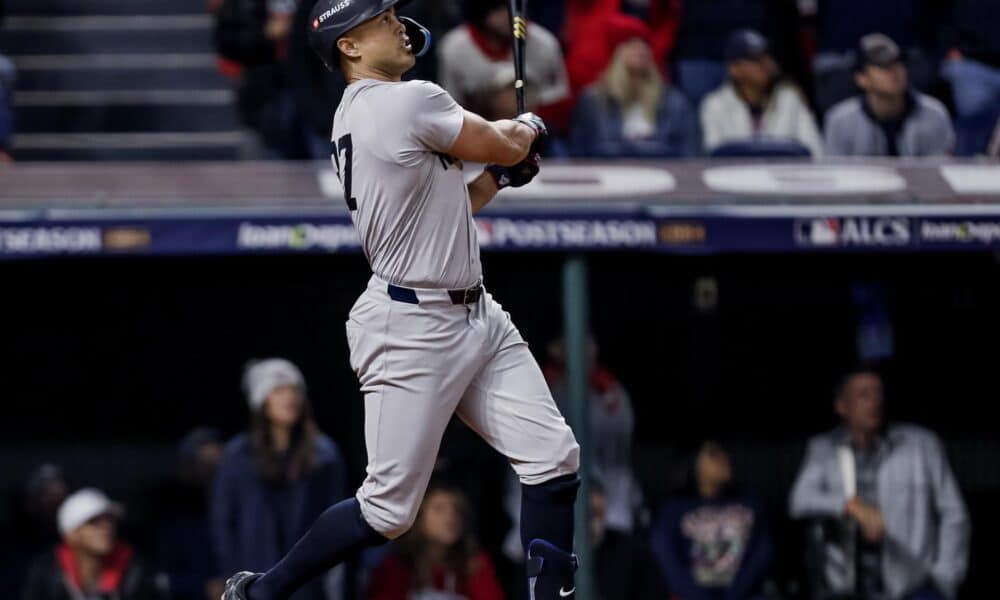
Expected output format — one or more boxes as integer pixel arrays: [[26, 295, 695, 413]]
[[331, 79, 482, 289]]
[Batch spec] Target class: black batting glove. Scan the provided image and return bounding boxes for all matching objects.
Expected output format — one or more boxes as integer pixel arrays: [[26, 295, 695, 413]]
[[485, 152, 541, 190]]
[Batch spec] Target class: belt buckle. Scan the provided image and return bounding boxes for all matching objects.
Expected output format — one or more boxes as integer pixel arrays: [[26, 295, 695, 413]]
[[463, 284, 482, 304]]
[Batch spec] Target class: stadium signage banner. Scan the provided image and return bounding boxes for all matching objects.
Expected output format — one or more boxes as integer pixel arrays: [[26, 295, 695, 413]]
[[5, 211, 1000, 258]]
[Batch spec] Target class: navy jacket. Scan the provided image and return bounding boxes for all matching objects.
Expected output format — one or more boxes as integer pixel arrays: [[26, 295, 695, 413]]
[[211, 433, 347, 600], [569, 85, 699, 158], [650, 492, 772, 600]]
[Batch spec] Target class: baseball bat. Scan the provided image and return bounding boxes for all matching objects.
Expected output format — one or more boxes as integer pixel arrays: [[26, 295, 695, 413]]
[[507, 0, 528, 115]]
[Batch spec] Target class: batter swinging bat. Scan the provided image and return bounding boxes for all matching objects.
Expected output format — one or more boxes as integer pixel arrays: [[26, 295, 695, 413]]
[[507, 0, 528, 115]]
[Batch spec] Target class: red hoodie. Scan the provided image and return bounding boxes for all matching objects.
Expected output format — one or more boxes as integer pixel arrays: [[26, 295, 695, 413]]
[[367, 552, 504, 600], [56, 542, 134, 595], [563, 1, 681, 95]]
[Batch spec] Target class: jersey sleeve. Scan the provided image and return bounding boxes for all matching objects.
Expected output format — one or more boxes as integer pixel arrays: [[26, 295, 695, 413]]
[[381, 81, 465, 165]]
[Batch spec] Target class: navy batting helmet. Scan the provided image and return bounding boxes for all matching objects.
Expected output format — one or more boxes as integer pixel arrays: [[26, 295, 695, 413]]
[[307, 0, 431, 71]]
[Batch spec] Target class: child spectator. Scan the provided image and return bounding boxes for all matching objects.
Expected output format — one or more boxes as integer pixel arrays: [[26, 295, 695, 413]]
[[650, 441, 773, 600]]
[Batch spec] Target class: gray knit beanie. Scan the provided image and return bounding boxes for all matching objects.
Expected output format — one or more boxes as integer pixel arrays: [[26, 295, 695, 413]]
[[242, 358, 306, 413]]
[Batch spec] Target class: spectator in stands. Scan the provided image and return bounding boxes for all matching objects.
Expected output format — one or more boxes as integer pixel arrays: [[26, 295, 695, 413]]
[[21, 488, 165, 600], [543, 334, 642, 534], [22, 464, 71, 552], [671, 0, 803, 107], [503, 333, 642, 566], [569, 19, 699, 158], [565, 8, 644, 99], [366, 481, 503, 600], [438, 0, 570, 132], [590, 480, 668, 600], [214, 0, 319, 159], [211, 359, 347, 600], [651, 441, 773, 600], [824, 34, 954, 157], [808, 1, 943, 116], [790, 368, 970, 600], [940, 0, 1000, 155], [700, 30, 822, 156], [4, 465, 72, 599], [154, 428, 224, 600]]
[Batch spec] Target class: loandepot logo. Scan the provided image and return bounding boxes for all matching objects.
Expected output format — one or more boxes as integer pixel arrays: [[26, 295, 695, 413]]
[[794, 217, 910, 247], [920, 220, 1000, 245], [237, 223, 360, 252], [0, 227, 102, 254]]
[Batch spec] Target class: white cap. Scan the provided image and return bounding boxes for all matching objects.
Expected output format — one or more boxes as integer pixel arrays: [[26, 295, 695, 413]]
[[242, 358, 306, 413], [57, 488, 124, 536]]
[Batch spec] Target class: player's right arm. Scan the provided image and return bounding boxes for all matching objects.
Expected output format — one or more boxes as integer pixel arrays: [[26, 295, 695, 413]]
[[449, 111, 541, 167], [384, 81, 542, 168]]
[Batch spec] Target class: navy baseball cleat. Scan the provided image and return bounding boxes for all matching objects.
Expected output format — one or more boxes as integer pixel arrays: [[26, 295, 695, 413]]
[[221, 571, 261, 600], [527, 539, 578, 600]]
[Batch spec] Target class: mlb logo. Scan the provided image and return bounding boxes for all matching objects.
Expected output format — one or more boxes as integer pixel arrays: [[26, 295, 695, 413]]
[[313, 18, 320, 28], [795, 218, 840, 246]]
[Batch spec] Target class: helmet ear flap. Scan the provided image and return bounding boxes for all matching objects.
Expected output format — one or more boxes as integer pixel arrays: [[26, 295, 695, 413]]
[[399, 16, 431, 58]]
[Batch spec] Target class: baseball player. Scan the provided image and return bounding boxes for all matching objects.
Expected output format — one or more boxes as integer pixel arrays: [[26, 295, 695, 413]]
[[222, 1, 581, 599]]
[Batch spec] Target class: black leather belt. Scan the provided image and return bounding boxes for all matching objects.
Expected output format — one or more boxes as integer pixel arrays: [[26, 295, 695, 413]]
[[387, 283, 483, 305], [447, 285, 483, 305]]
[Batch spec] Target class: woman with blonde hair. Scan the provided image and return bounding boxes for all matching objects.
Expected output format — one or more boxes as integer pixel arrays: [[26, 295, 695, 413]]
[[570, 16, 699, 158]]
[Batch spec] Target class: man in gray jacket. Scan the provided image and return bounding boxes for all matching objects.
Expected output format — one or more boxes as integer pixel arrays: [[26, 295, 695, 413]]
[[789, 368, 970, 600], [824, 34, 954, 156]]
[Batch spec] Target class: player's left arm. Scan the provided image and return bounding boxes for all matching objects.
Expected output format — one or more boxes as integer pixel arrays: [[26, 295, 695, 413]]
[[467, 153, 541, 214]]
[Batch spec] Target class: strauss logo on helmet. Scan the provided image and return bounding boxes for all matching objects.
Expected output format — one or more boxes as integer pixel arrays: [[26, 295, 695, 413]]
[[316, 0, 352, 27]]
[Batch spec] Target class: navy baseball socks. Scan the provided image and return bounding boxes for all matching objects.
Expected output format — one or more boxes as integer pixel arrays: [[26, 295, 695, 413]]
[[520, 473, 580, 599], [240, 498, 385, 600]]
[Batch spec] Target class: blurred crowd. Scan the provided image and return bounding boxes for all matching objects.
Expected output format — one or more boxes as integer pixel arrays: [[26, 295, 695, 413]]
[[5, 345, 972, 600], [209, 0, 1000, 160], [2, 0, 1000, 160]]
